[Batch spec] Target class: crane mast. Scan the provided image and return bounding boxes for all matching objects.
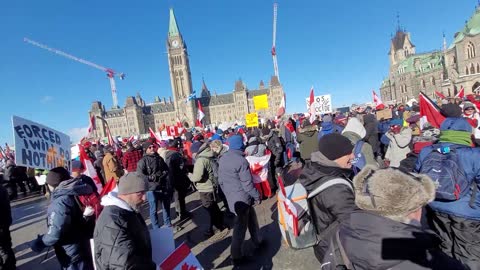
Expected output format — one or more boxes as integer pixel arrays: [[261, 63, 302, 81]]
[[24, 37, 125, 108], [272, 3, 280, 81]]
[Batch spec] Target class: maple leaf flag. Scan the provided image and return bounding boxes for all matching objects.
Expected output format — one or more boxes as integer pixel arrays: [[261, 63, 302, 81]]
[[159, 242, 203, 270], [196, 100, 205, 127], [276, 93, 286, 118], [308, 86, 316, 123], [455, 86, 465, 99], [435, 91, 446, 99], [78, 144, 103, 193], [167, 126, 179, 137], [373, 90, 385, 110], [419, 92, 446, 129], [87, 115, 96, 134], [149, 127, 162, 142]]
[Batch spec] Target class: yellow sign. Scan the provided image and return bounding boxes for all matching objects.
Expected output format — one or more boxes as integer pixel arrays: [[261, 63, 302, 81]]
[[253, 94, 269, 110], [245, 113, 259, 128]]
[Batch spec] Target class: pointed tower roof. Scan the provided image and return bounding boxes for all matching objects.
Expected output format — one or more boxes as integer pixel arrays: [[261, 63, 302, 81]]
[[259, 80, 265, 89], [201, 78, 210, 97], [168, 8, 180, 37]]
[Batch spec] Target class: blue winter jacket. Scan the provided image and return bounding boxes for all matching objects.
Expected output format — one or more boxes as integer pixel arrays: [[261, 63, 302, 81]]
[[218, 149, 260, 214], [42, 178, 94, 267], [415, 143, 480, 221]]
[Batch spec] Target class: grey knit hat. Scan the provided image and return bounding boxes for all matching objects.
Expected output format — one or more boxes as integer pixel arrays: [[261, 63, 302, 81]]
[[118, 172, 149, 195]]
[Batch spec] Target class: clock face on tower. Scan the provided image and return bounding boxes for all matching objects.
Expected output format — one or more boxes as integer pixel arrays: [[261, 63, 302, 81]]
[[172, 39, 179, 48]]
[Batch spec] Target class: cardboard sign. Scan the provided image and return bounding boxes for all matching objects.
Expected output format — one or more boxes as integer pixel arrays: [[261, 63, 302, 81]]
[[253, 94, 269, 110], [12, 116, 71, 171], [376, 109, 393, 120], [305, 95, 333, 114], [245, 113, 259, 128], [151, 228, 175, 265], [159, 242, 203, 270]]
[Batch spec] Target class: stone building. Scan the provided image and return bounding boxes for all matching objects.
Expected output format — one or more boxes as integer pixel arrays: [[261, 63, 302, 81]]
[[90, 8, 284, 139], [380, 7, 480, 103]]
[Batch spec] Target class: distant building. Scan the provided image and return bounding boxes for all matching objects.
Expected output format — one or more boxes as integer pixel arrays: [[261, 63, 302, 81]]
[[90, 8, 284, 138], [380, 7, 480, 103]]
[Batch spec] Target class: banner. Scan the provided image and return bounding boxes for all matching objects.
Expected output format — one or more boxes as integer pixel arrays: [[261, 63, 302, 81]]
[[159, 242, 203, 270], [245, 113, 259, 128], [305, 94, 333, 114], [12, 116, 71, 171], [253, 94, 269, 110]]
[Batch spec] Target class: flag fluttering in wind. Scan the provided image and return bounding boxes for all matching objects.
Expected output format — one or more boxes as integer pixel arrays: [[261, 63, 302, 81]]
[[308, 86, 316, 123], [78, 143, 103, 193], [419, 92, 446, 129], [149, 127, 162, 143], [185, 91, 196, 103], [435, 91, 446, 99], [455, 86, 465, 99], [196, 100, 205, 127], [372, 90, 385, 110], [276, 93, 286, 119], [87, 115, 96, 135]]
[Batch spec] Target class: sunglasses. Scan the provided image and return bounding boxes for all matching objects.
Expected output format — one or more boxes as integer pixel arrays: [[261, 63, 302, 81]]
[[148, 145, 157, 149]]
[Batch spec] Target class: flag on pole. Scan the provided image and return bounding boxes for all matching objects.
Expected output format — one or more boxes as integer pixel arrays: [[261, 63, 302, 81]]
[[419, 92, 446, 129], [87, 115, 96, 135], [276, 93, 286, 118], [185, 91, 196, 103], [435, 91, 446, 99], [455, 86, 465, 99], [149, 127, 162, 142], [78, 144, 103, 193], [167, 126, 179, 137], [196, 100, 205, 127], [308, 86, 316, 123], [373, 90, 385, 110]]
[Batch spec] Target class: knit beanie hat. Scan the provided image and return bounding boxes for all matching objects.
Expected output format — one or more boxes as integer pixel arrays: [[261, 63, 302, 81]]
[[190, 141, 202, 154], [318, 133, 354, 160], [441, 104, 462, 118], [71, 160, 85, 173], [118, 172, 149, 195], [47, 167, 71, 187], [227, 135, 244, 150], [354, 166, 435, 223], [142, 141, 154, 151], [463, 101, 475, 110]]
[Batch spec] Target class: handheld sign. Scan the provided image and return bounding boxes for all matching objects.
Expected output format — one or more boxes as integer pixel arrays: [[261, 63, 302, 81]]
[[305, 94, 333, 114], [253, 94, 269, 110], [12, 116, 71, 171], [245, 113, 259, 128]]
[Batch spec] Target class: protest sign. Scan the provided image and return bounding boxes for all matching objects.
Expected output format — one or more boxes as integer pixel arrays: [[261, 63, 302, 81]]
[[150, 228, 175, 265], [12, 116, 71, 171], [245, 113, 259, 128], [159, 242, 203, 270], [305, 94, 333, 114], [253, 94, 269, 110], [376, 109, 393, 120]]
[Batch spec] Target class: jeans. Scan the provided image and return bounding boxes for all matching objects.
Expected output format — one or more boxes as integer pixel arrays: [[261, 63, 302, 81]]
[[231, 202, 261, 260], [147, 191, 171, 228]]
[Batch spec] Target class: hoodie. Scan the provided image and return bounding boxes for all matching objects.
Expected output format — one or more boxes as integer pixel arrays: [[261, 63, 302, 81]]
[[296, 124, 318, 160], [342, 118, 377, 167]]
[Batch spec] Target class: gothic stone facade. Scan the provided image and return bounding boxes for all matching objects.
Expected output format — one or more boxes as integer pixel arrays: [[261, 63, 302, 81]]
[[380, 7, 480, 103], [90, 9, 284, 139]]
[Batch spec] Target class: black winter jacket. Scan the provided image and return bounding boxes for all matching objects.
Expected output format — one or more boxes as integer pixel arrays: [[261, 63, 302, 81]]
[[0, 184, 15, 269], [322, 210, 467, 270], [164, 150, 191, 192], [264, 130, 285, 168], [298, 151, 357, 256], [136, 153, 169, 192], [363, 114, 380, 155], [93, 193, 156, 270]]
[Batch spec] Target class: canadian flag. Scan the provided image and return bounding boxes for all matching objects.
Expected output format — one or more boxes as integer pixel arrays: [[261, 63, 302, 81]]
[[435, 91, 446, 99], [276, 93, 286, 118], [246, 154, 272, 198], [149, 127, 162, 142], [196, 100, 205, 127], [455, 86, 465, 99], [159, 242, 203, 270], [78, 144, 103, 193], [373, 90, 385, 110], [419, 92, 446, 129], [308, 86, 316, 123], [87, 115, 96, 134], [167, 126, 179, 137], [277, 175, 300, 237]]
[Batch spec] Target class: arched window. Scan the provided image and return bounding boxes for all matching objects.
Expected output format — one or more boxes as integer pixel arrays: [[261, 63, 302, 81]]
[[466, 66, 470, 75], [471, 63, 475, 74], [421, 79, 426, 88], [467, 42, 476, 59], [431, 76, 436, 86], [452, 56, 457, 64], [477, 63, 480, 73]]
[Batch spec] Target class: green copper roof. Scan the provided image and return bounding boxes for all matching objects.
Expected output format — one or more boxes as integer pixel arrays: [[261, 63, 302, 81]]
[[396, 51, 444, 75], [168, 8, 180, 37], [450, 8, 480, 48]]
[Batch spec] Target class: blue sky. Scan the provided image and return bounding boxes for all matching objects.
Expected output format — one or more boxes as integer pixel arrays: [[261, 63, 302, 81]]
[[0, 0, 476, 144]]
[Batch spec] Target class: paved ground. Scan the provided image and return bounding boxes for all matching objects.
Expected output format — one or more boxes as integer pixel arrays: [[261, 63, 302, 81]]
[[10, 187, 317, 270]]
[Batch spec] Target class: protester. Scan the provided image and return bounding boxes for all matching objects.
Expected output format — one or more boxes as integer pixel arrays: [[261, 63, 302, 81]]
[[218, 135, 262, 266], [298, 133, 357, 262], [137, 141, 170, 228], [363, 112, 381, 158], [122, 141, 143, 173], [245, 136, 267, 157], [93, 172, 155, 270], [30, 167, 94, 270], [462, 101, 480, 145], [209, 139, 233, 216], [189, 143, 230, 239], [416, 115, 480, 269], [341, 117, 377, 171], [318, 115, 343, 138], [3, 160, 26, 199], [321, 166, 467, 270], [102, 146, 123, 182], [296, 119, 318, 161], [0, 183, 15, 270], [93, 150, 106, 186], [163, 139, 192, 221], [384, 119, 412, 167]]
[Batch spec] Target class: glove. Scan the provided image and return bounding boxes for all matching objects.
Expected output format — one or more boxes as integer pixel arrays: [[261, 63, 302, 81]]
[[83, 206, 95, 217], [30, 235, 46, 252]]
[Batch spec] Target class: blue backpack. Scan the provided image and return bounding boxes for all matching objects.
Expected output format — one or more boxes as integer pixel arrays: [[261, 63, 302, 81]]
[[351, 141, 366, 175], [419, 144, 474, 203]]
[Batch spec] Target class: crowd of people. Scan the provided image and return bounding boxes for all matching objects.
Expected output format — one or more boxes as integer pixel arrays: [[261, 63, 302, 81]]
[[0, 96, 479, 269]]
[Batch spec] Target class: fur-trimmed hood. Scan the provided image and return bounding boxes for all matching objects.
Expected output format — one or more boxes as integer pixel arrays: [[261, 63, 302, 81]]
[[353, 165, 435, 223]]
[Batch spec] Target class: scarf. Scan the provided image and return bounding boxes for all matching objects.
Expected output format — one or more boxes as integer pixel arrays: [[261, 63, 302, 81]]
[[439, 130, 473, 146]]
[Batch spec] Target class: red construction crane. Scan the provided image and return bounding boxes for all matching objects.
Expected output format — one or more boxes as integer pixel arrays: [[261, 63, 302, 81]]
[[24, 37, 125, 108], [272, 2, 280, 81]]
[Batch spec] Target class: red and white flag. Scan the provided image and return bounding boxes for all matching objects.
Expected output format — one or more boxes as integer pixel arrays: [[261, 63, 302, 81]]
[[419, 92, 446, 129], [435, 91, 446, 99], [276, 93, 286, 118], [455, 86, 465, 99], [106, 127, 118, 151], [373, 90, 385, 110], [149, 127, 162, 142], [87, 115, 96, 135], [308, 86, 316, 123], [159, 242, 203, 270], [196, 100, 205, 127], [277, 175, 300, 237], [166, 126, 179, 137], [78, 144, 103, 193], [246, 154, 272, 198]]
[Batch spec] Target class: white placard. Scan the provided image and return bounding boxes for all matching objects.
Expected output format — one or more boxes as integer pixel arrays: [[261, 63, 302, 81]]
[[305, 94, 333, 115]]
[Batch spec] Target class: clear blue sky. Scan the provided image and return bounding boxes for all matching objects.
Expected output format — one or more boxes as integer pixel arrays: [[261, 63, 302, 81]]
[[0, 0, 476, 144]]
